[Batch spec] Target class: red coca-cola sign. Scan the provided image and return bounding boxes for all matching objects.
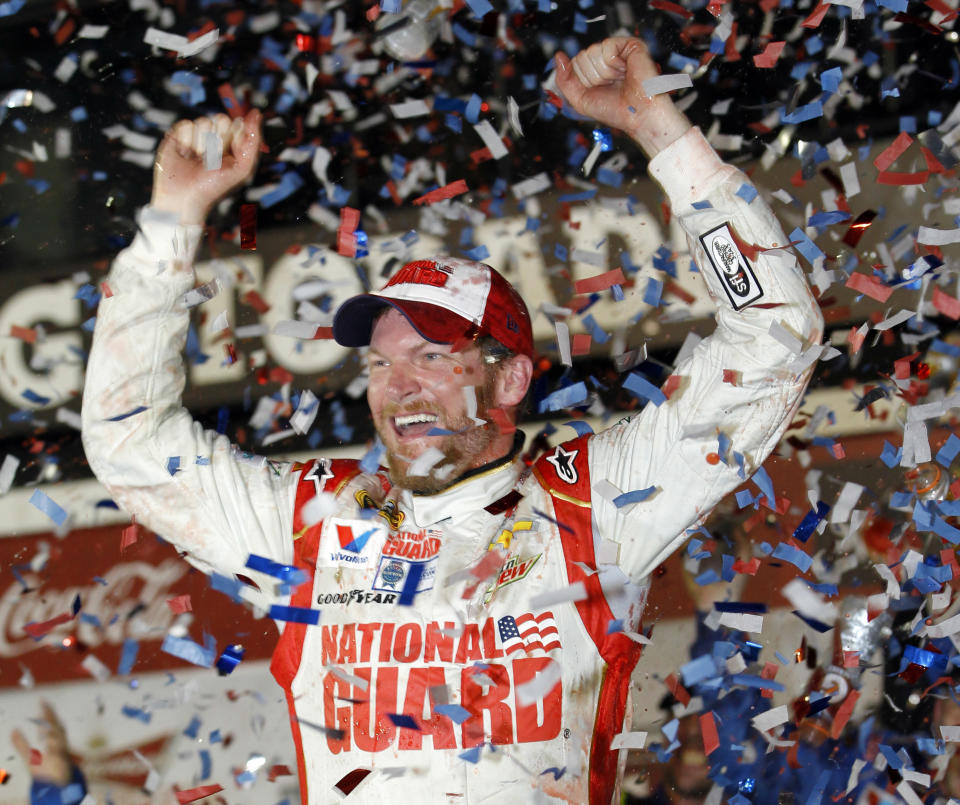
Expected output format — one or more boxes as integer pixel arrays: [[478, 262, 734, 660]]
[[0, 523, 278, 687]]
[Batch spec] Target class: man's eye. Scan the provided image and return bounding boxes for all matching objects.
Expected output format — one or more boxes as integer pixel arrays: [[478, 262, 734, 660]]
[[370, 359, 389, 369]]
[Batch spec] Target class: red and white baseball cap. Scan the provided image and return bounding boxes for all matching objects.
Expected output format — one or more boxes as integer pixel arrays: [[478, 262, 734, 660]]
[[333, 257, 534, 358]]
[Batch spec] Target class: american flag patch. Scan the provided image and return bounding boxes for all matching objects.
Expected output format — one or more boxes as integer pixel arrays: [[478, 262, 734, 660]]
[[497, 612, 561, 655]]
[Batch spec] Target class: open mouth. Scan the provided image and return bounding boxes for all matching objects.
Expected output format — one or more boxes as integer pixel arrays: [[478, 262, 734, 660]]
[[392, 412, 440, 438]]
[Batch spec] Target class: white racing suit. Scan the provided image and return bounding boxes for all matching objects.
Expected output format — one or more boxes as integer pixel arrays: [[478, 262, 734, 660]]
[[82, 127, 824, 805]]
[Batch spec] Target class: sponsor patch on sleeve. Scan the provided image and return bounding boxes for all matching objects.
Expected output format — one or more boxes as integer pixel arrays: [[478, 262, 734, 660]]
[[699, 223, 763, 310]]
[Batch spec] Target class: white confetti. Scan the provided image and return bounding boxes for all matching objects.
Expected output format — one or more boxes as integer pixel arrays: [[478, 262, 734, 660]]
[[610, 731, 648, 749], [473, 120, 508, 160], [642, 73, 693, 97]]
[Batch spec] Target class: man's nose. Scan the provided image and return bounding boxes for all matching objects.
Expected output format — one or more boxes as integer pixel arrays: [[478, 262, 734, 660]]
[[386, 362, 421, 399]]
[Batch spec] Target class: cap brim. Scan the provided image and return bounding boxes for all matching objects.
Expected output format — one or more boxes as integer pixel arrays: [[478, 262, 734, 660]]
[[332, 295, 475, 348]]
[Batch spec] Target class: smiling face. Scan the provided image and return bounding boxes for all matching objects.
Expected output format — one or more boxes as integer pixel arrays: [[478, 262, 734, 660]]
[[366, 308, 529, 493]]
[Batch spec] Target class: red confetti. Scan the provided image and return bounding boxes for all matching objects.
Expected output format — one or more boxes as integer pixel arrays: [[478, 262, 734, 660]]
[[722, 369, 741, 386], [841, 210, 877, 247], [664, 279, 696, 305], [486, 407, 516, 436], [413, 179, 470, 206], [574, 268, 627, 295], [121, 522, 140, 551], [732, 557, 760, 575], [844, 272, 892, 302], [753, 41, 786, 67], [699, 711, 720, 755], [842, 651, 860, 668], [9, 325, 37, 343], [241, 289, 271, 314], [268, 764, 293, 782], [760, 661, 779, 699], [665, 673, 691, 707], [662, 375, 682, 400], [167, 595, 192, 614], [336, 206, 360, 256], [239, 204, 257, 250], [175, 785, 224, 804], [650, 0, 694, 16], [100, 281, 113, 298], [830, 689, 860, 739], [218, 83, 245, 118], [571, 333, 592, 356], [802, 1, 830, 26], [23, 612, 73, 638], [933, 286, 960, 319], [874, 132, 913, 171], [334, 769, 372, 796]]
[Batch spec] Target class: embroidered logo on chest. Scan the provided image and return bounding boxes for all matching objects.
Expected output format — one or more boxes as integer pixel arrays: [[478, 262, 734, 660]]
[[318, 519, 388, 568]]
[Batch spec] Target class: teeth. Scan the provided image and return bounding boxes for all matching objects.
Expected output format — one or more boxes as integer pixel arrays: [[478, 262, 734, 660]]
[[395, 413, 438, 428]]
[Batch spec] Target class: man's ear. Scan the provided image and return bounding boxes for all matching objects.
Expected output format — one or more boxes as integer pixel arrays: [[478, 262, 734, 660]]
[[494, 354, 534, 409]]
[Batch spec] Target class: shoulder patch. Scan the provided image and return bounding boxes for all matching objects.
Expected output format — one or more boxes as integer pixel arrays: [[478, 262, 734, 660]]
[[533, 433, 592, 503], [700, 222, 763, 310]]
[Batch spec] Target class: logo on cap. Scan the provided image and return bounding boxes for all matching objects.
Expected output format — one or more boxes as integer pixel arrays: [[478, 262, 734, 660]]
[[385, 260, 452, 290]]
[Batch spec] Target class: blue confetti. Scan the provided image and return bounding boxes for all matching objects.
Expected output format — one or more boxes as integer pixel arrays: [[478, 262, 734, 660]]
[[563, 420, 593, 437], [398, 561, 426, 606], [788, 227, 826, 265], [246, 554, 309, 586], [388, 713, 420, 729], [436, 704, 471, 724], [793, 501, 830, 542], [0, 0, 26, 15], [612, 487, 658, 506], [751, 466, 776, 506], [21, 389, 51, 405], [781, 101, 824, 124], [118, 638, 140, 675], [216, 644, 245, 675], [29, 489, 68, 527], [459, 745, 482, 763], [161, 634, 215, 668], [736, 183, 758, 203], [106, 406, 148, 422], [269, 605, 321, 625], [167, 456, 181, 476], [623, 373, 667, 406], [937, 433, 960, 467], [772, 543, 812, 573], [538, 381, 588, 413], [121, 705, 152, 724], [880, 440, 902, 468]]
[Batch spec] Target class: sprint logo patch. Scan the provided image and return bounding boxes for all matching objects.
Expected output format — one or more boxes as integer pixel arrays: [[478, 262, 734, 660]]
[[700, 223, 763, 310]]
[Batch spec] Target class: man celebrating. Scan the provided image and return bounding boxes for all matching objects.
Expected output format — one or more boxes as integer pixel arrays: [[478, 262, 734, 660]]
[[82, 37, 822, 805]]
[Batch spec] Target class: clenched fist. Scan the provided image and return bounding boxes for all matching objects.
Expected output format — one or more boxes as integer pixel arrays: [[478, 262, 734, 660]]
[[151, 109, 262, 226], [555, 37, 691, 159]]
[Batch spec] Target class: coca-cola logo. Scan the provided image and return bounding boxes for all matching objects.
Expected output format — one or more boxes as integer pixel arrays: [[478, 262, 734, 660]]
[[0, 558, 188, 658]]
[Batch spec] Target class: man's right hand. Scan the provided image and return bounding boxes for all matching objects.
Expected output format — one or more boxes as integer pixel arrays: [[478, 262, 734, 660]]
[[151, 109, 262, 226], [11, 701, 74, 786]]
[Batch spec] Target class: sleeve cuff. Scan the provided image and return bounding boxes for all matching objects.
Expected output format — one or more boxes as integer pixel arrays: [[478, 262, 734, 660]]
[[126, 206, 204, 266], [648, 127, 728, 208]]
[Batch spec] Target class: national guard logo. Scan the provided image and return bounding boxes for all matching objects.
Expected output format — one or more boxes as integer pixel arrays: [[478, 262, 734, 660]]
[[546, 444, 579, 484]]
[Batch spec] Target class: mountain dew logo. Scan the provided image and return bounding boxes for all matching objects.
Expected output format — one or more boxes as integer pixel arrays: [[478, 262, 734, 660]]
[[486, 553, 541, 599]]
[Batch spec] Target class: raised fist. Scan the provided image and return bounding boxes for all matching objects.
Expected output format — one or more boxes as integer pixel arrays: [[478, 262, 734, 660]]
[[151, 109, 262, 226]]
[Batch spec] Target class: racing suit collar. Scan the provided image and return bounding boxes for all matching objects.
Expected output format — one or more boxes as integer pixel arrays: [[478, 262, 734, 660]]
[[401, 433, 525, 527]]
